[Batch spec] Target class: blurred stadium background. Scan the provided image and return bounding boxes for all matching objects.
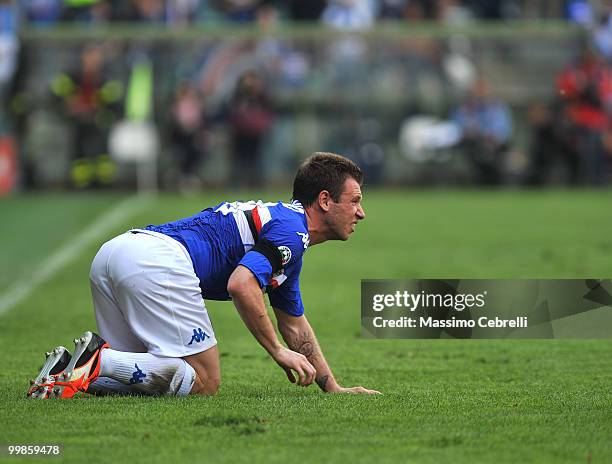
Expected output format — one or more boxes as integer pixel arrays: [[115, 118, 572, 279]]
[[0, 0, 611, 194]]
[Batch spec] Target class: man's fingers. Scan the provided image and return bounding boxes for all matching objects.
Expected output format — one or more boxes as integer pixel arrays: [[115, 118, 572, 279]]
[[276, 349, 316, 387], [305, 363, 316, 386], [293, 353, 314, 386], [297, 363, 315, 387], [285, 368, 296, 384], [301, 359, 316, 387], [293, 366, 304, 386]]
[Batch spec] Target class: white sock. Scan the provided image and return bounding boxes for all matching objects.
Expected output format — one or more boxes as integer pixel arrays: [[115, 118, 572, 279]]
[[98, 349, 195, 396]]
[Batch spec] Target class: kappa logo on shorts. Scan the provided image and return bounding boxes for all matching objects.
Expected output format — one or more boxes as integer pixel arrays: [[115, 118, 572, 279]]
[[187, 328, 210, 345], [278, 246, 292, 265], [129, 363, 146, 384]]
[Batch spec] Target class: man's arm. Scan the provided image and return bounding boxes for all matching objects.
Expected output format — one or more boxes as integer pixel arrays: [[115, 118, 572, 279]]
[[227, 265, 316, 387], [273, 307, 380, 394]]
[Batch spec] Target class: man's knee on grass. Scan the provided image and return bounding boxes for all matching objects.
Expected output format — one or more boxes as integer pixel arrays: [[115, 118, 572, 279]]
[[183, 346, 221, 396], [189, 371, 221, 396]]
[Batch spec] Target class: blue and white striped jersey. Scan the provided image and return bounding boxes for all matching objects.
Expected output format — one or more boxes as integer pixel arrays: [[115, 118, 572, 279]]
[[145, 200, 309, 316]]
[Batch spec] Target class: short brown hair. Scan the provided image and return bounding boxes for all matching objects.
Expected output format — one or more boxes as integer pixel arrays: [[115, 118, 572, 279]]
[[292, 152, 363, 207]]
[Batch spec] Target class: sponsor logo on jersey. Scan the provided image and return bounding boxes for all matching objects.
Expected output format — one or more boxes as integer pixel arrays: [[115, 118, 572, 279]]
[[296, 232, 309, 250], [283, 200, 304, 213], [278, 246, 292, 265]]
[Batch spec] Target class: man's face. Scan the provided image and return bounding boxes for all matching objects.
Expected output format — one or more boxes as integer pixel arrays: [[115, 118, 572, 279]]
[[326, 177, 365, 241]]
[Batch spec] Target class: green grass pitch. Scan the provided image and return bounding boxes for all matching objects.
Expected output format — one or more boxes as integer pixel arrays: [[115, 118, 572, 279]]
[[0, 190, 611, 463]]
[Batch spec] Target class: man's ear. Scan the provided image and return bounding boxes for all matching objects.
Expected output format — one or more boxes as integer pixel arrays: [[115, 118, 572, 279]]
[[318, 190, 332, 212]]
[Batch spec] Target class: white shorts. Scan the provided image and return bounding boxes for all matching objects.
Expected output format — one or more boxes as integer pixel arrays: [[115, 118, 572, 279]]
[[90, 229, 217, 357]]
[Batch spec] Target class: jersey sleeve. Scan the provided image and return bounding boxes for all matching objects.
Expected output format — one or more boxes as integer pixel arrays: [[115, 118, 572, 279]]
[[238, 215, 307, 315], [238, 251, 273, 288], [268, 258, 304, 316]]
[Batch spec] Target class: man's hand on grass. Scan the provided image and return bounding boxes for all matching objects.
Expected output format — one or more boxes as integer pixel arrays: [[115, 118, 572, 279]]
[[272, 346, 316, 387]]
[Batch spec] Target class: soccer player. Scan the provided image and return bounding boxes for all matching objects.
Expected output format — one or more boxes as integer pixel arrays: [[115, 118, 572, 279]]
[[28, 152, 380, 398]]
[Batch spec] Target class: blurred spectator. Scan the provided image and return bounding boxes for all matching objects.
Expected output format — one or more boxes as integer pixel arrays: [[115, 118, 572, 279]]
[[170, 81, 208, 192], [403, 1, 429, 20], [286, 0, 326, 21], [442, 36, 478, 94], [255, 3, 310, 88], [593, 9, 612, 61], [322, 0, 376, 30], [220, 0, 260, 22], [525, 100, 580, 185], [464, 0, 520, 20], [376, 0, 436, 20], [437, 0, 475, 24], [0, 0, 18, 194], [62, 0, 111, 22], [566, 0, 594, 25], [322, 0, 375, 67], [19, 0, 597, 25], [22, 0, 63, 25], [120, 0, 168, 23], [51, 44, 123, 188], [0, 0, 19, 122], [452, 78, 513, 185], [19, 0, 600, 25], [227, 69, 273, 188], [556, 47, 612, 184], [166, 0, 199, 24]]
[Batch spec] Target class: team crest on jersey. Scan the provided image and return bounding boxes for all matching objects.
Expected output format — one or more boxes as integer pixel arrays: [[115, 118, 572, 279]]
[[278, 246, 292, 265]]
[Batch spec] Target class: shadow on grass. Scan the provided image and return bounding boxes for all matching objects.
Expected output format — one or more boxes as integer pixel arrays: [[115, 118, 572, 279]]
[[194, 415, 270, 436]]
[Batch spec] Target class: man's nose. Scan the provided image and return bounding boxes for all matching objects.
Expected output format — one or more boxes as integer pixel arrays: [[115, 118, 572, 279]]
[[357, 205, 365, 220]]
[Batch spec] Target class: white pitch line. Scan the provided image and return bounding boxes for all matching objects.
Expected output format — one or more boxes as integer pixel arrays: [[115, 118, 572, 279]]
[[0, 194, 153, 316]]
